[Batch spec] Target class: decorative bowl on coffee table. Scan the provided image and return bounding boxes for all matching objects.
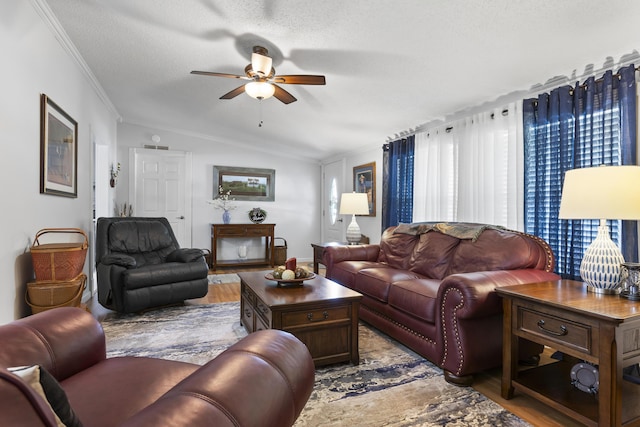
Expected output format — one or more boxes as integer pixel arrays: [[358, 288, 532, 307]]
[[265, 272, 316, 287]]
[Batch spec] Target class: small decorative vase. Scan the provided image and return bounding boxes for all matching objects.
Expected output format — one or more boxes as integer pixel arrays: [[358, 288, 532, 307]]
[[222, 209, 231, 224], [238, 245, 247, 259]]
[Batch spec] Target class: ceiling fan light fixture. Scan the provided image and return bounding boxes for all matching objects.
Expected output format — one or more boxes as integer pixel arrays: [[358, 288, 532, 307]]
[[251, 52, 272, 76], [245, 81, 275, 100]]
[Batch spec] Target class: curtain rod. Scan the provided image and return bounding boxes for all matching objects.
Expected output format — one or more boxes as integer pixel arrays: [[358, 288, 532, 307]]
[[387, 53, 640, 141], [571, 65, 640, 92], [531, 55, 639, 94]]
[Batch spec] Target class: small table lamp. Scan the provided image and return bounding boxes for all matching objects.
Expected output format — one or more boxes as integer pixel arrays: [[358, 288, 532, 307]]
[[559, 165, 640, 294], [339, 192, 370, 244]]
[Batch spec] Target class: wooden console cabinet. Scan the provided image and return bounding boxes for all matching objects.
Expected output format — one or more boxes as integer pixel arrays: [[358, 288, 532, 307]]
[[497, 280, 640, 427], [210, 224, 274, 269]]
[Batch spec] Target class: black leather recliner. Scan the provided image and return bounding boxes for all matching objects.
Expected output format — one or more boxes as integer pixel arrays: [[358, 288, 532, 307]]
[[96, 217, 208, 313]]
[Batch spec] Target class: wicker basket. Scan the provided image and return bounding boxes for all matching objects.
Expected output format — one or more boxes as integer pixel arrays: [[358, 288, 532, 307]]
[[26, 274, 86, 314], [273, 237, 288, 266], [31, 228, 88, 281]]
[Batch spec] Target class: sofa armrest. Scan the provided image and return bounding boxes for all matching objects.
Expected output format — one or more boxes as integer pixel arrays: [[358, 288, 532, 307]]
[[121, 329, 315, 427], [166, 248, 205, 263], [0, 368, 60, 427], [100, 253, 137, 268], [323, 245, 379, 273], [437, 269, 560, 377], [438, 269, 560, 320], [0, 308, 106, 382]]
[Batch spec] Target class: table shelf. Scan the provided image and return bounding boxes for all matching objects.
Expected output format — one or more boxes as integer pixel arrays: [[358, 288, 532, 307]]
[[211, 224, 274, 269]]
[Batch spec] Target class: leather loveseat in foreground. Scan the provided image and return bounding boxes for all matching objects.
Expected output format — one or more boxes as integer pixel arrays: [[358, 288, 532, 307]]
[[0, 307, 314, 427], [324, 222, 560, 385]]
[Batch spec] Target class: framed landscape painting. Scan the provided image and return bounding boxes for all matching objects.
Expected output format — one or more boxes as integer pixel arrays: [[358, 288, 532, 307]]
[[40, 94, 78, 198], [213, 165, 275, 201], [353, 162, 375, 216]]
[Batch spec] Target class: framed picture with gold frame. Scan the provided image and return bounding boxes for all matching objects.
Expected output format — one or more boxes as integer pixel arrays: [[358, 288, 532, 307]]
[[40, 94, 78, 198], [353, 162, 375, 216]]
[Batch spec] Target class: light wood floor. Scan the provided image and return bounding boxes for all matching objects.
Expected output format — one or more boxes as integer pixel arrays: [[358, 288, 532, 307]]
[[88, 265, 581, 427]]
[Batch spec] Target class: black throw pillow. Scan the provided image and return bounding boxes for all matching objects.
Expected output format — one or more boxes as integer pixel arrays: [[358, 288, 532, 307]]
[[9, 365, 83, 427]]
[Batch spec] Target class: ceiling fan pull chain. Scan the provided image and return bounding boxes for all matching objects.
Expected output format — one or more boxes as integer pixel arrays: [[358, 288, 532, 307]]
[[258, 99, 264, 127]]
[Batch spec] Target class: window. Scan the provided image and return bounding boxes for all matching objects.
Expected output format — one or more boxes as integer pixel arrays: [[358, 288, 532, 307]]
[[523, 66, 637, 279]]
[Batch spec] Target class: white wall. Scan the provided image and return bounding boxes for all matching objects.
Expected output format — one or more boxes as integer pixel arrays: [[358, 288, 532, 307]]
[[323, 146, 384, 244], [0, 2, 380, 324], [0, 1, 119, 323], [116, 123, 322, 264]]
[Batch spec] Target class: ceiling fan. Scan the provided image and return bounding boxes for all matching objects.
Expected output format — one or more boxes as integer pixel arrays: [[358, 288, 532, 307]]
[[191, 46, 326, 104]]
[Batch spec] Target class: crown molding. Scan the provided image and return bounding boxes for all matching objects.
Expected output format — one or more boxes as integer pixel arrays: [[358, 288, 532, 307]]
[[30, 0, 121, 121]]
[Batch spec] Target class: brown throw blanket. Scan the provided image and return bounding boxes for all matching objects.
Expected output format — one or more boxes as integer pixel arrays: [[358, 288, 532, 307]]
[[393, 222, 506, 241]]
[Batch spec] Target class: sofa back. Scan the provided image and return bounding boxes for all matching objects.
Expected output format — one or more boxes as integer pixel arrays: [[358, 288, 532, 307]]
[[379, 223, 554, 279]]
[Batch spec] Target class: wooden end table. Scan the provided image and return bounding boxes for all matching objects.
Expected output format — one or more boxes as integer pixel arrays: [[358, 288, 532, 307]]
[[310, 242, 347, 274], [238, 271, 362, 367], [497, 280, 640, 427]]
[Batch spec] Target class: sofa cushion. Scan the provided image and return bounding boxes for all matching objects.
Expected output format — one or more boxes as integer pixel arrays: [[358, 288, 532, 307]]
[[9, 365, 83, 427], [355, 268, 424, 303], [388, 279, 441, 323], [329, 260, 387, 290], [377, 228, 418, 270], [62, 357, 198, 427], [409, 231, 460, 279], [447, 229, 543, 274]]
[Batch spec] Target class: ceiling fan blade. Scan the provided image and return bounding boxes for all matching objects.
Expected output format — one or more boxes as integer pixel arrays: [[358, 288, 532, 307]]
[[272, 75, 326, 85], [191, 70, 250, 80], [220, 85, 246, 100], [272, 85, 297, 104]]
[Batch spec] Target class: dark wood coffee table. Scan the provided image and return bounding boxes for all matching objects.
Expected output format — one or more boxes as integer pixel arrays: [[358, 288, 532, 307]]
[[238, 270, 362, 367]]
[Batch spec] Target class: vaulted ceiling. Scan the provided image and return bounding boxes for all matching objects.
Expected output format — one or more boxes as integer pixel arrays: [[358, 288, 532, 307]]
[[44, 0, 640, 161]]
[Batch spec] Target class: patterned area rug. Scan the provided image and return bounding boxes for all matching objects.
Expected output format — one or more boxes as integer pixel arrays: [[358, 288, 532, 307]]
[[101, 303, 530, 427]]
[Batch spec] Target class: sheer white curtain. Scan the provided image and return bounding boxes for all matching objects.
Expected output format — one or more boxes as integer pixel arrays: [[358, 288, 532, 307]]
[[413, 127, 457, 221], [413, 101, 524, 229]]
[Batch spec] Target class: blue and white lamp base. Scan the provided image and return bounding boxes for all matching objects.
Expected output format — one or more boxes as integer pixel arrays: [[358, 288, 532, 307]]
[[580, 222, 625, 294]]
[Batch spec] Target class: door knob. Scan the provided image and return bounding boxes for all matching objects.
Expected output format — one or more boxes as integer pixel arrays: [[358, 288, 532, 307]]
[[177, 216, 185, 219]]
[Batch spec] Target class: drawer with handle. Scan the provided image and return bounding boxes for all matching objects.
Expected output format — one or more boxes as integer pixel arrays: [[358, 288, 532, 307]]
[[282, 305, 350, 328], [241, 284, 256, 305], [255, 299, 272, 324], [517, 306, 594, 355]]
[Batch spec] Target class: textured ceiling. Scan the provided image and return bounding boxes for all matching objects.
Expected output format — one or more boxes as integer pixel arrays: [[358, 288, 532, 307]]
[[44, 0, 640, 161]]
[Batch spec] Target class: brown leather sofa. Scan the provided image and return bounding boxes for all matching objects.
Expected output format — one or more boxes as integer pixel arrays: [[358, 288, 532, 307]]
[[0, 307, 314, 427], [323, 222, 560, 385]]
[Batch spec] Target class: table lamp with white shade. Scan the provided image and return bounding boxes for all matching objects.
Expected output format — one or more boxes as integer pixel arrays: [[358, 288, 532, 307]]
[[339, 192, 370, 244], [558, 165, 640, 294]]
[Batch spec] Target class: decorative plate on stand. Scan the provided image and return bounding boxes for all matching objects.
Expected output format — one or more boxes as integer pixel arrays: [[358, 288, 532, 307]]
[[249, 208, 267, 224]]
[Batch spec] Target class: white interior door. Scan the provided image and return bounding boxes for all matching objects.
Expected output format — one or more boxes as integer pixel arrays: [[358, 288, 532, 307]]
[[322, 159, 346, 242], [130, 148, 192, 247]]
